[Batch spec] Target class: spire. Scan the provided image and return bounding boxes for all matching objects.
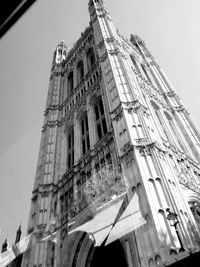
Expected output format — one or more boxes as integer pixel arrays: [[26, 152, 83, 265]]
[[1, 238, 8, 253], [15, 225, 22, 244]]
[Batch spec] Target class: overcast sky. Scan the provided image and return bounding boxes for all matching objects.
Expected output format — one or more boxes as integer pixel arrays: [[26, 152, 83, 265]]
[[0, 0, 200, 247]]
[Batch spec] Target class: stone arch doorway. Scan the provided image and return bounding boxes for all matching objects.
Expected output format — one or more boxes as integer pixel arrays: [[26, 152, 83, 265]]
[[59, 232, 128, 267], [90, 240, 128, 267]]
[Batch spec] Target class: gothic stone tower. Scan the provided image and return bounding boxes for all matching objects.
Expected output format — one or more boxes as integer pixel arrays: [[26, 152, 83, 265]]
[[22, 0, 200, 266]]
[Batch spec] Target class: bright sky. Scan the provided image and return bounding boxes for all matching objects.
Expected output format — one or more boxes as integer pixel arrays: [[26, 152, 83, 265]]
[[0, 0, 200, 247]]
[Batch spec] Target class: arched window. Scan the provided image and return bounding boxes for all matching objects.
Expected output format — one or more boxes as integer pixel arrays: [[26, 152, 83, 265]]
[[77, 60, 84, 84], [86, 48, 95, 71], [67, 71, 74, 95], [67, 127, 74, 169], [81, 113, 90, 155], [94, 98, 107, 140]]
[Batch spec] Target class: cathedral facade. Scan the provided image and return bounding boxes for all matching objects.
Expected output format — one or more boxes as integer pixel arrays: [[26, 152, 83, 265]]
[[21, 0, 200, 266]]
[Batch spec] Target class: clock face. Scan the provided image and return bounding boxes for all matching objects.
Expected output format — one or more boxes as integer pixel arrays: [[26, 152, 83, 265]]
[[192, 205, 200, 223]]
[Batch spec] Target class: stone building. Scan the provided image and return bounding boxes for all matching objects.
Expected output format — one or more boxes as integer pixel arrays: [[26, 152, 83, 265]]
[[21, 0, 200, 266]]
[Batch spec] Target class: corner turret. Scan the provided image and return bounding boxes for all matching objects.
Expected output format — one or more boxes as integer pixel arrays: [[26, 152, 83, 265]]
[[53, 40, 68, 64], [1, 238, 8, 253], [15, 225, 22, 244]]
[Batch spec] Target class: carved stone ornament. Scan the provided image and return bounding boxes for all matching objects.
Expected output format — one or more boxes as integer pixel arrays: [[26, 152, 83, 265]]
[[106, 37, 115, 43], [121, 151, 134, 168], [135, 137, 149, 146], [111, 104, 123, 122], [136, 141, 157, 157], [174, 105, 185, 113], [139, 148, 146, 157], [99, 51, 108, 62], [123, 100, 141, 113], [178, 171, 200, 196], [97, 40, 104, 49], [120, 141, 133, 156], [133, 70, 168, 109], [108, 48, 119, 55]]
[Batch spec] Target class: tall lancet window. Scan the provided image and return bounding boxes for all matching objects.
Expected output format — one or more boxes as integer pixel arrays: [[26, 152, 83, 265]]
[[67, 71, 74, 95], [81, 113, 90, 155], [94, 98, 108, 140], [77, 60, 84, 84], [67, 127, 74, 169], [86, 48, 95, 71]]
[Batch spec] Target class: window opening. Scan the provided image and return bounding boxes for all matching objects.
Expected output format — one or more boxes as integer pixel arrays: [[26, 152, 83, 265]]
[[94, 98, 108, 140]]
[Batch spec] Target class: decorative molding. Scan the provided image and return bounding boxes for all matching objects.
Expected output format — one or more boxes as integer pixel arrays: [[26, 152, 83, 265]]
[[119, 128, 127, 137], [98, 13, 106, 18], [135, 71, 170, 111], [123, 100, 142, 113], [120, 141, 134, 167], [91, 15, 98, 23], [167, 91, 176, 97], [135, 141, 161, 157], [130, 34, 145, 46], [178, 171, 200, 196], [135, 137, 150, 146], [105, 37, 115, 43], [108, 48, 119, 55], [111, 103, 123, 122], [174, 105, 185, 112], [97, 39, 104, 49], [99, 51, 108, 62], [88, 91, 101, 106], [121, 141, 132, 154], [75, 104, 87, 120]]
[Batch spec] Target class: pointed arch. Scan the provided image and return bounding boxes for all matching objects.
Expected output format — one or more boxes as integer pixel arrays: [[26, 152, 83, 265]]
[[86, 47, 95, 72], [67, 71, 74, 95], [77, 60, 84, 84], [93, 97, 108, 140]]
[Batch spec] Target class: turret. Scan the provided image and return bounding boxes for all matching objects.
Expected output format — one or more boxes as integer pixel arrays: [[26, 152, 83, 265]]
[[1, 238, 8, 253], [53, 40, 67, 64], [15, 225, 22, 244]]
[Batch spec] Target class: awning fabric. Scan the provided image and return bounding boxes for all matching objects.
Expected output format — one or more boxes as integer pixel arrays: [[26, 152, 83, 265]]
[[69, 199, 123, 246], [68, 192, 146, 247], [105, 193, 146, 245], [0, 234, 31, 267]]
